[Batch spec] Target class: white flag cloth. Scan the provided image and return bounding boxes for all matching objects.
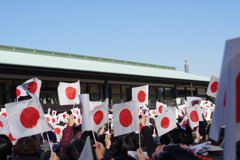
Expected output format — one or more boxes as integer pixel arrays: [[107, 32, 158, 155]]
[[71, 108, 81, 116], [47, 108, 51, 115], [78, 136, 94, 160], [5, 98, 49, 139], [50, 116, 57, 126], [113, 101, 139, 137], [224, 44, 240, 160], [186, 106, 203, 129], [16, 85, 28, 100], [210, 38, 240, 143], [132, 85, 149, 107], [186, 97, 202, 107], [162, 107, 177, 120], [155, 109, 177, 136], [187, 141, 210, 154], [89, 101, 103, 111], [80, 94, 91, 131], [21, 77, 42, 98], [179, 116, 188, 130], [90, 99, 108, 132], [156, 102, 167, 115], [206, 75, 219, 98], [0, 116, 9, 136], [58, 81, 80, 105], [128, 151, 150, 160], [0, 111, 7, 118]]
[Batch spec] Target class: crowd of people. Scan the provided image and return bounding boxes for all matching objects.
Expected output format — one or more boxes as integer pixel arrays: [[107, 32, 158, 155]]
[[0, 108, 227, 160]]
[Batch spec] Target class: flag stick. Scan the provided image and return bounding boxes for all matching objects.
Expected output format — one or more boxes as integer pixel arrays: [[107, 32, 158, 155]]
[[46, 132, 53, 152], [90, 123, 97, 144]]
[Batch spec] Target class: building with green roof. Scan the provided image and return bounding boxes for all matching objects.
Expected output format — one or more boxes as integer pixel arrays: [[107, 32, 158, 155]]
[[0, 45, 210, 111]]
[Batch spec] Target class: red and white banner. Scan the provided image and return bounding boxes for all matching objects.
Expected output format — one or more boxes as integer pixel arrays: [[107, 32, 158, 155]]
[[75, 115, 82, 126], [162, 107, 178, 120], [155, 110, 177, 136], [53, 125, 66, 142], [0, 116, 9, 136], [186, 97, 202, 107], [186, 106, 203, 129], [5, 98, 49, 139], [21, 77, 42, 98], [113, 101, 139, 137], [16, 85, 28, 100], [71, 108, 81, 116], [52, 110, 57, 116], [156, 102, 167, 115], [203, 108, 211, 121], [58, 81, 80, 105], [179, 116, 188, 130], [90, 99, 108, 132], [206, 75, 219, 98], [132, 85, 149, 107]]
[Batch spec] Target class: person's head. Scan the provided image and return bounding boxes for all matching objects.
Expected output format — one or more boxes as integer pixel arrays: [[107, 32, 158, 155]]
[[171, 129, 193, 145], [116, 133, 139, 155], [160, 133, 171, 145], [62, 143, 79, 160], [15, 137, 39, 157], [42, 131, 57, 143], [71, 139, 85, 157], [0, 134, 12, 160]]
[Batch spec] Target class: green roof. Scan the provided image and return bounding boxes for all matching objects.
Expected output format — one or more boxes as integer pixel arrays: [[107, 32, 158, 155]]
[[0, 45, 210, 82]]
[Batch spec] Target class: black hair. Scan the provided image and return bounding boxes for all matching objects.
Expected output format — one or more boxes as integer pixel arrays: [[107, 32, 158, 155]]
[[160, 133, 171, 145], [80, 131, 99, 146], [171, 129, 193, 145], [71, 139, 85, 157], [0, 134, 12, 160]]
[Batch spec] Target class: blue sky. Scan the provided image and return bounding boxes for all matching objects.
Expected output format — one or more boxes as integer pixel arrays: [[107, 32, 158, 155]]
[[0, 1, 239, 78]]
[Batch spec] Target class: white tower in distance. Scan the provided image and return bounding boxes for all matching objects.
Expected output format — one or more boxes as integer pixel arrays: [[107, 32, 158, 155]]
[[184, 60, 189, 73]]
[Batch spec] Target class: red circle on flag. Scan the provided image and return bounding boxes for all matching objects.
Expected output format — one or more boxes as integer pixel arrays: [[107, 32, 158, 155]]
[[54, 128, 61, 134], [65, 87, 77, 100], [192, 100, 199, 107], [1, 113, 7, 118], [137, 90, 146, 103], [20, 107, 40, 129], [190, 111, 199, 122], [16, 88, 21, 98], [53, 112, 56, 115], [159, 105, 163, 114], [78, 118, 81, 124], [93, 110, 104, 125], [52, 118, 56, 123], [152, 111, 156, 114], [46, 117, 50, 122], [76, 111, 79, 115], [27, 82, 37, 93], [161, 117, 170, 129], [182, 120, 188, 128], [63, 114, 66, 119], [9, 133, 16, 142], [205, 112, 208, 118], [0, 121, 3, 128], [210, 81, 218, 93], [119, 109, 132, 127]]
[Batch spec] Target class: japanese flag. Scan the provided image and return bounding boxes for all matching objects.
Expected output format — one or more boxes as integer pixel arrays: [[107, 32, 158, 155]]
[[0, 111, 7, 118], [0, 116, 9, 136], [58, 81, 80, 105], [150, 110, 156, 117], [21, 77, 42, 98], [156, 102, 167, 115], [50, 116, 57, 125], [113, 101, 139, 137], [71, 108, 81, 116], [45, 114, 51, 123], [179, 116, 188, 130], [8, 132, 17, 145], [16, 85, 28, 100], [186, 97, 202, 107], [224, 46, 240, 160], [89, 101, 103, 111], [155, 109, 177, 136], [186, 106, 203, 129], [128, 151, 150, 160], [203, 108, 211, 121], [89, 99, 108, 132], [52, 110, 57, 116], [75, 115, 82, 125], [206, 75, 219, 98], [162, 107, 178, 120], [132, 85, 149, 107], [53, 125, 66, 142], [210, 38, 240, 143], [80, 94, 91, 131], [5, 98, 49, 139]]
